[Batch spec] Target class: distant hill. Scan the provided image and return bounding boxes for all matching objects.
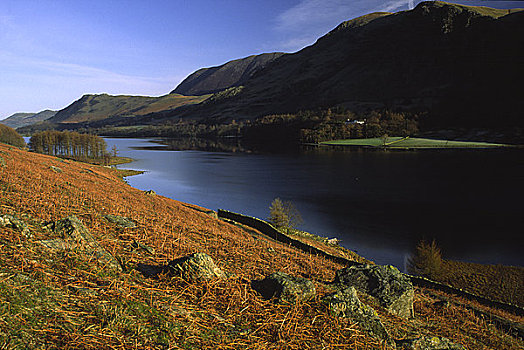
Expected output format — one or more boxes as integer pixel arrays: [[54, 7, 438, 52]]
[[1, 110, 56, 129], [21, 1, 524, 140], [47, 93, 209, 124], [171, 52, 285, 96], [159, 1, 524, 131]]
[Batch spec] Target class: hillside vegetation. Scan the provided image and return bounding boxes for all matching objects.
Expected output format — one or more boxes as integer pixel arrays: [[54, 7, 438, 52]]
[[0, 141, 523, 348], [47, 93, 209, 124], [0, 124, 26, 148]]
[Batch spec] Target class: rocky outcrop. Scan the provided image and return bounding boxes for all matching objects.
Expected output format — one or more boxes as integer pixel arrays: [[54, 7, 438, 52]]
[[38, 216, 121, 271], [168, 253, 226, 282], [252, 272, 316, 304], [0, 214, 31, 237], [396, 336, 465, 349], [323, 286, 393, 346], [334, 264, 414, 318], [103, 214, 136, 228]]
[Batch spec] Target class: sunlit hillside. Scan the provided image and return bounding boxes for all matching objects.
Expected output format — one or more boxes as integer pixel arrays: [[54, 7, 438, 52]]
[[0, 142, 522, 348]]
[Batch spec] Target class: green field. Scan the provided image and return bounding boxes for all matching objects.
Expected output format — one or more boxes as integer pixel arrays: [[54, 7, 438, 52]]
[[321, 137, 510, 149]]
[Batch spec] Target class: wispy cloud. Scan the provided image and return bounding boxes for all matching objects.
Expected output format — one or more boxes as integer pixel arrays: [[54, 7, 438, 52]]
[[0, 50, 183, 117], [0, 50, 179, 94], [380, 0, 414, 12], [274, 0, 415, 52]]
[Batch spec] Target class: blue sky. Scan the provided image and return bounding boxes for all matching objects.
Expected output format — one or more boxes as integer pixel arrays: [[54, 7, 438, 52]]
[[1, 0, 522, 119]]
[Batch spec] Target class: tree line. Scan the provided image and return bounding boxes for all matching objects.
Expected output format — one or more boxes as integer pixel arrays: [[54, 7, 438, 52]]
[[29, 130, 110, 163]]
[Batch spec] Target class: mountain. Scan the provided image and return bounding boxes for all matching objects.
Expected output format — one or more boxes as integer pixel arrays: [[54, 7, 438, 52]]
[[1, 110, 56, 129], [47, 93, 209, 124], [160, 1, 524, 130], [171, 52, 285, 96]]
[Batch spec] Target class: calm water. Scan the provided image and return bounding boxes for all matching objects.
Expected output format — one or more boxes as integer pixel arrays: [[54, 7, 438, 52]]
[[105, 138, 524, 270]]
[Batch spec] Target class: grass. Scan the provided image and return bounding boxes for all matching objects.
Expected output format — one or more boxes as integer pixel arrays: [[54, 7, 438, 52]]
[[321, 136, 509, 149], [438, 260, 524, 307], [116, 169, 144, 178], [0, 142, 522, 349]]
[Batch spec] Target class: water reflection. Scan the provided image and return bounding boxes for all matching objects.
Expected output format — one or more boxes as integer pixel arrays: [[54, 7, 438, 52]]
[[105, 138, 524, 270]]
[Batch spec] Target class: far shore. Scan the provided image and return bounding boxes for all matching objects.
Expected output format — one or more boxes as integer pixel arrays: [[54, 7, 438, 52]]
[[320, 136, 516, 150]]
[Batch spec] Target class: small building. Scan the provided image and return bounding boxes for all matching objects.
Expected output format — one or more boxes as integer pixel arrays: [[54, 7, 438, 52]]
[[345, 119, 365, 125]]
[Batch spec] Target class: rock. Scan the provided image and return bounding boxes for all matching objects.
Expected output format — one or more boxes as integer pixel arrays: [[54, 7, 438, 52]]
[[396, 336, 465, 349], [323, 286, 393, 346], [144, 190, 156, 196], [168, 252, 226, 282], [327, 238, 340, 245], [334, 264, 414, 319], [103, 214, 136, 228], [252, 272, 316, 304], [39, 216, 121, 272], [131, 239, 155, 255], [38, 238, 72, 250], [205, 210, 218, 219], [0, 214, 31, 237], [49, 165, 62, 173], [0, 155, 5, 167]]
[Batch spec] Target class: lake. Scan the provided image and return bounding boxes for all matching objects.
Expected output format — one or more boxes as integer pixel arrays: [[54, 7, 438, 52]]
[[105, 138, 524, 270]]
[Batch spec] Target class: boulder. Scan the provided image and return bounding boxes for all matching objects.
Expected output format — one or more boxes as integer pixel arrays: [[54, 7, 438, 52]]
[[103, 214, 136, 228], [144, 190, 156, 196], [39, 216, 121, 272], [49, 166, 62, 173], [252, 272, 316, 304], [323, 286, 393, 346], [334, 264, 414, 319], [0, 214, 31, 237], [168, 252, 226, 282], [396, 336, 465, 349]]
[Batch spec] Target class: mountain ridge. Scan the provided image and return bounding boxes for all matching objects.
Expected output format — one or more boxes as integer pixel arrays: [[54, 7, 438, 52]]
[[1, 110, 57, 129], [46, 93, 209, 125], [161, 1, 523, 131], [171, 52, 285, 96], [17, 1, 524, 139]]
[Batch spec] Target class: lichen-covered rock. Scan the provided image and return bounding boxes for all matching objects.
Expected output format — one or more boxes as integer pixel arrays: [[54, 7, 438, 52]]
[[103, 214, 136, 228], [396, 336, 465, 349], [131, 240, 155, 255], [323, 286, 393, 346], [49, 165, 62, 173], [334, 264, 414, 318], [0, 214, 31, 237], [168, 252, 226, 282], [252, 272, 316, 304], [144, 190, 156, 196], [39, 216, 121, 272]]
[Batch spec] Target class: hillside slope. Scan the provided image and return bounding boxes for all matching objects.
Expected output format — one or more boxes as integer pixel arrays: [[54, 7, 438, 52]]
[[171, 52, 285, 96], [164, 1, 524, 130], [0, 142, 523, 348], [47, 93, 209, 124], [1, 110, 56, 129]]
